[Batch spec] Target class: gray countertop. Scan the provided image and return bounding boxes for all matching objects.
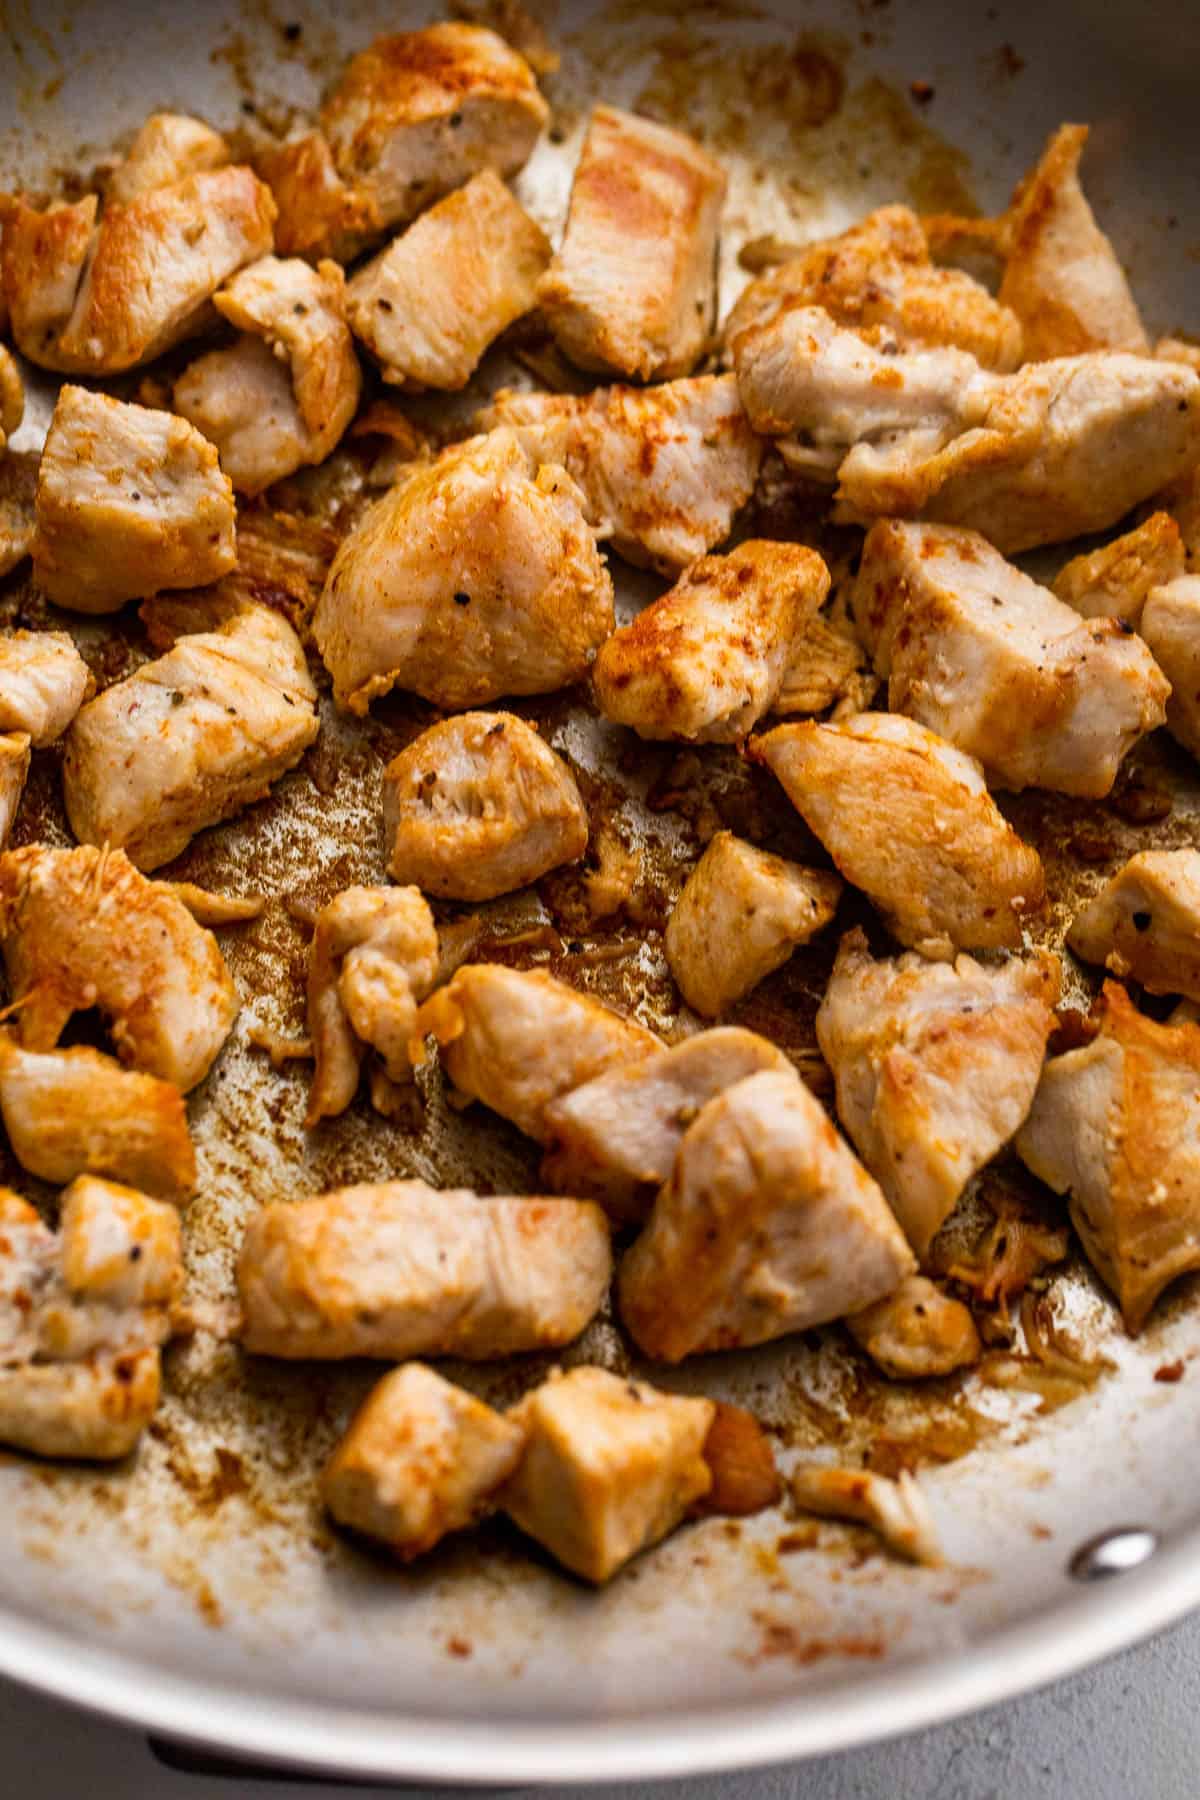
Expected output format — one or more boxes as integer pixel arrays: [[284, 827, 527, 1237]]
[[3, 1614, 1195, 1799]]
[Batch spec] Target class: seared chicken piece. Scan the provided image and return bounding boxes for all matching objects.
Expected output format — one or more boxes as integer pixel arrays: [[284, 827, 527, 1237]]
[[347, 171, 549, 389], [0, 344, 23, 454], [775, 609, 877, 718], [482, 376, 763, 574], [537, 105, 726, 382], [501, 1366, 714, 1584], [322, 1363, 527, 1558], [853, 519, 1168, 796], [1068, 851, 1200, 1002], [175, 256, 361, 495], [846, 1275, 981, 1380], [752, 715, 1045, 957], [314, 429, 612, 712], [725, 204, 1021, 370], [416, 963, 661, 1142], [0, 734, 29, 850], [383, 711, 587, 901], [789, 1465, 941, 1566], [593, 540, 829, 743], [1140, 576, 1200, 759], [1051, 512, 1184, 623], [541, 1025, 793, 1223], [816, 929, 1060, 1256], [2, 167, 275, 374], [664, 832, 842, 1018], [63, 600, 318, 870], [237, 1180, 612, 1360], [1016, 982, 1200, 1332], [0, 1177, 182, 1459], [33, 386, 236, 613], [0, 452, 38, 580], [733, 306, 1200, 553], [0, 630, 93, 746], [0, 845, 237, 1091], [619, 1069, 915, 1361], [0, 1036, 195, 1200], [257, 132, 380, 264], [107, 112, 230, 205], [306, 885, 439, 1125]]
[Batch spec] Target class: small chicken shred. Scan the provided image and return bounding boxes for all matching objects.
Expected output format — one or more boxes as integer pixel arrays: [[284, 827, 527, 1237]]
[[0, 344, 23, 455], [789, 1465, 942, 1566], [774, 607, 877, 719], [0, 452, 37, 580], [847, 1275, 981, 1381], [1068, 850, 1200, 1002], [107, 112, 230, 206], [1051, 512, 1184, 623]]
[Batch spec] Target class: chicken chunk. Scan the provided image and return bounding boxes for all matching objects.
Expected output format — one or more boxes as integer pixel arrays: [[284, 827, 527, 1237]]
[[619, 1069, 914, 1361], [593, 540, 830, 743], [1016, 982, 1200, 1331], [1051, 512, 1184, 624], [237, 1180, 612, 1360], [2, 167, 276, 374], [816, 929, 1060, 1256], [306, 885, 439, 1124], [846, 1275, 980, 1380], [0, 453, 37, 580], [0, 630, 93, 747], [789, 1466, 941, 1566], [416, 963, 661, 1142], [724, 204, 1021, 370], [774, 609, 877, 718], [664, 832, 842, 1018], [383, 711, 587, 901], [541, 1025, 794, 1223], [752, 715, 1045, 957], [175, 257, 361, 495], [500, 1366, 714, 1583], [0, 1037, 195, 1201], [1140, 576, 1200, 759], [257, 131, 380, 264], [0, 845, 237, 1091], [313, 428, 613, 713], [1067, 851, 1200, 1002], [322, 1364, 525, 1558], [33, 386, 237, 614], [537, 105, 726, 382], [0, 344, 23, 455], [107, 112, 230, 205], [853, 519, 1168, 796], [63, 600, 318, 870], [346, 171, 549, 389], [0, 734, 29, 850], [482, 376, 763, 574]]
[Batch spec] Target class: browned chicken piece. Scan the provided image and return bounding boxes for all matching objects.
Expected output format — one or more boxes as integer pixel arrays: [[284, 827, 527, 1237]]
[[0, 1176, 182, 1459], [481, 376, 764, 574], [0, 630, 93, 746], [1159, 337, 1200, 373], [1051, 512, 1184, 623], [1, 167, 276, 374], [732, 305, 1200, 553], [347, 170, 549, 389], [107, 112, 230, 205], [383, 711, 587, 901], [541, 1025, 793, 1224], [789, 1465, 941, 1565], [33, 386, 236, 613], [237, 1179, 612, 1360], [313, 428, 612, 713], [0, 344, 23, 455], [175, 256, 361, 495], [725, 204, 1021, 370], [618, 1069, 915, 1361], [537, 105, 726, 382], [63, 600, 318, 870], [322, 1363, 527, 1558], [846, 1275, 981, 1380], [1016, 982, 1200, 1332], [0, 845, 237, 1091], [1068, 851, 1200, 1003], [697, 1402, 782, 1517], [416, 963, 661, 1143], [0, 452, 37, 580], [664, 832, 842, 1018], [1158, 467, 1200, 573], [816, 929, 1060, 1256], [593, 541, 830, 743], [306, 885, 439, 1125], [0, 1036, 195, 1201], [853, 519, 1168, 797], [500, 1366, 714, 1584], [320, 24, 548, 234], [256, 132, 378, 262], [752, 715, 1045, 958], [1140, 575, 1200, 759], [774, 609, 877, 718], [0, 733, 28, 850]]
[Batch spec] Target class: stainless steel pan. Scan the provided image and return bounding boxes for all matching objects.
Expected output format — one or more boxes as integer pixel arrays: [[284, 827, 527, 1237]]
[[1, 0, 1200, 1781]]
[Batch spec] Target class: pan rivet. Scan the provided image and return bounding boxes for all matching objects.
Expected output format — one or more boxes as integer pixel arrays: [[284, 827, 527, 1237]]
[[1069, 1527, 1158, 1581]]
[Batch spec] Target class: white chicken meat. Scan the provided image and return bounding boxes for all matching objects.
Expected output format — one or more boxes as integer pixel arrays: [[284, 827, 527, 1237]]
[[1140, 575, 1200, 760], [1051, 512, 1184, 623], [1068, 851, 1200, 1003], [107, 112, 230, 205], [0, 734, 28, 851], [0, 630, 93, 746]]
